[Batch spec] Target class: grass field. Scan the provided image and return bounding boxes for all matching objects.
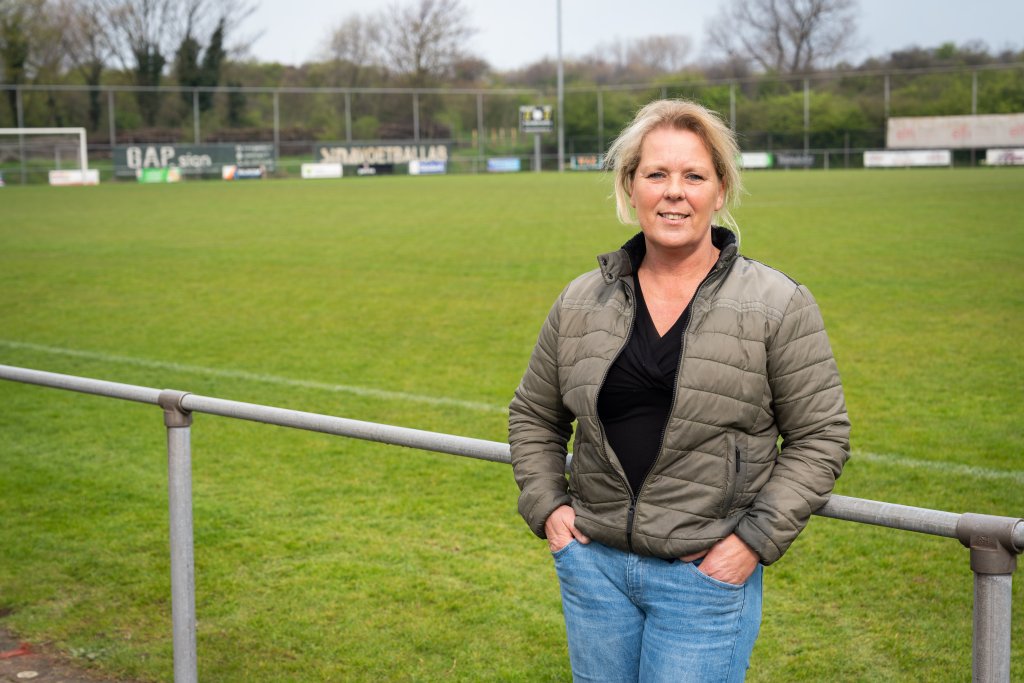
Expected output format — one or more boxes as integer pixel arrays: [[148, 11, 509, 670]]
[[0, 168, 1022, 682]]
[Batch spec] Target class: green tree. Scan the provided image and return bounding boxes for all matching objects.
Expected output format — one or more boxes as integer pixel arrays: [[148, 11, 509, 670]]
[[0, 0, 33, 124], [198, 18, 225, 110], [174, 18, 224, 113], [174, 32, 202, 109]]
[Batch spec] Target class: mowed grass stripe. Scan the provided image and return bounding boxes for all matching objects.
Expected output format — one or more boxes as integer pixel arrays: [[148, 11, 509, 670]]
[[0, 338, 506, 414], [851, 450, 1024, 485], [4, 339, 1022, 486]]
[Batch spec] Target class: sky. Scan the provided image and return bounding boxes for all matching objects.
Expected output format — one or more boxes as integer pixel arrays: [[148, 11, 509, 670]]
[[244, 0, 1024, 71]]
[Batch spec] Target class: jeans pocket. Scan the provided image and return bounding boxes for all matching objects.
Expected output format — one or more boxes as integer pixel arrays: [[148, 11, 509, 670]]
[[683, 560, 745, 591], [551, 538, 578, 560]]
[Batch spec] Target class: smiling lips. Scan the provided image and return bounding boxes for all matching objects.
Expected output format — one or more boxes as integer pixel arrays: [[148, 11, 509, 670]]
[[659, 211, 690, 220]]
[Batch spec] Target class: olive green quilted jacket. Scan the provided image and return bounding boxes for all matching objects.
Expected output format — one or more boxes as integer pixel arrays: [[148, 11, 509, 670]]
[[508, 228, 850, 564]]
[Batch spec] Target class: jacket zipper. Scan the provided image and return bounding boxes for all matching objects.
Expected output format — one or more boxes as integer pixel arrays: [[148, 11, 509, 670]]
[[596, 279, 638, 552], [628, 259, 727, 552], [719, 442, 741, 517]]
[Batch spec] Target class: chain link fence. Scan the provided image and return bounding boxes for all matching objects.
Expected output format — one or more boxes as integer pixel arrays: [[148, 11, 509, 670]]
[[1, 62, 1022, 181]]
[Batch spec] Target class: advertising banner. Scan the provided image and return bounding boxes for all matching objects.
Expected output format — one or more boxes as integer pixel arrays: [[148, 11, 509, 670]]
[[864, 150, 952, 168], [137, 167, 182, 183], [409, 159, 447, 175], [48, 169, 100, 186], [739, 152, 773, 169], [301, 162, 343, 179], [221, 165, 266, 180], [487, 157, 521, 173], [985, 148, 1024, 166], [887, 114, 1024, 149], [114, 143, 275, 178], [314, 143, 449, 167], [569, 154, 603, 171], [776, 153, 814, 168], [355, 164, 394, 176]]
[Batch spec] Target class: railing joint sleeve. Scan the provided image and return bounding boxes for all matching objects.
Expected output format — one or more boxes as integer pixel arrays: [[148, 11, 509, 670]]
[[955, 513, 1021, 575], [158, 390, 193, 428]]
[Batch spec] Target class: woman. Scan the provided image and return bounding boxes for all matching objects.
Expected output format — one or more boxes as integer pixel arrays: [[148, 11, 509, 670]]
[[508, 99, 850, 682]]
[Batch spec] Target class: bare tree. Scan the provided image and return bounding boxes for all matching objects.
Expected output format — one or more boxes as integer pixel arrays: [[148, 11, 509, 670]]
[[322, 12, 384, 87], [582, 34, 692, 83], [379, 0, 478, 87], [707, 0, 859, 74], [98, 0, 254, 125], [626, 35, 692, 73], [55, 0, 116, 131], [94, 0, 178, 125]]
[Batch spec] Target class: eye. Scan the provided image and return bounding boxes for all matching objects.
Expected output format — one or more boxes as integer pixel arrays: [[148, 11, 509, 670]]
[[685, 173, 705, 182], [645, 171, 666, 179]]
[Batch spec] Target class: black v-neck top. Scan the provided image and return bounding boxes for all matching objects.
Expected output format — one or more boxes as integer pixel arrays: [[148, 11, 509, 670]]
[[597, 272, 690, 495]]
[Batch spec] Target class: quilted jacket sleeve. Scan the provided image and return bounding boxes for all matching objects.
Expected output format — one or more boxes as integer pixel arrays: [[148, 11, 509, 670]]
[[508, 291, 575, 538], [733, 284, 850, 564]]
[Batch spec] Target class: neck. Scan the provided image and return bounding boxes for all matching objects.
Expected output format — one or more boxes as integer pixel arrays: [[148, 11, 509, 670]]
[[640, 238, 719, 281]]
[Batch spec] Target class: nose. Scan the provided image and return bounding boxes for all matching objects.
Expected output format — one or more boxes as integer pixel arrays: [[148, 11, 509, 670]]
[[664, 174, 685, 200]]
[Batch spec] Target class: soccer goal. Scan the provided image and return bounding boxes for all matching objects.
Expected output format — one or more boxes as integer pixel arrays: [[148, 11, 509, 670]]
[[0, 127, 98, 185]]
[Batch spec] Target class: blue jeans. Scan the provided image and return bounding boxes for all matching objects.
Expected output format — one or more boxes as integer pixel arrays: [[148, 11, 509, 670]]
[[553, 540, 763, 683]]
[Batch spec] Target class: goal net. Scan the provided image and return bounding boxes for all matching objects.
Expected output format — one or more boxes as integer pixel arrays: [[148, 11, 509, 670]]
[[0, 127, 98, 185]]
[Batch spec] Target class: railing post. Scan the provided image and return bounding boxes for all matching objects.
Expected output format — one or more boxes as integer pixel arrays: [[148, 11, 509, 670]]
[[159, 390, 198, 683], [955, 513, 1022, 683]]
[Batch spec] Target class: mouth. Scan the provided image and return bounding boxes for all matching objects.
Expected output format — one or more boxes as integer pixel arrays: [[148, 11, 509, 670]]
[[659, 211, 690, 221]]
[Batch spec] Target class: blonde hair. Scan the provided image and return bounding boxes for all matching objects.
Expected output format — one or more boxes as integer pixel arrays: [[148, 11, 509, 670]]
[[605, 99, 743, 234]]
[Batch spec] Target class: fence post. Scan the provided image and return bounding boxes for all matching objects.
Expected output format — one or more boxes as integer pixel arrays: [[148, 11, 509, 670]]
[[273, 91, 280, 167], [16, 87, 26, 184], [193, 89, 200, 144], [159, 390, 198, 683], [108, 90, 116, 149], [345, 91, 353, 143], [476, 92, 484, 169], [955, 513, 1022, 683]]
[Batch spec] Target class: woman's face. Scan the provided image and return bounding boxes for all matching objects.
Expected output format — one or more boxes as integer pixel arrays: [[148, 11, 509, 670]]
[[629, 126, 725, 255]]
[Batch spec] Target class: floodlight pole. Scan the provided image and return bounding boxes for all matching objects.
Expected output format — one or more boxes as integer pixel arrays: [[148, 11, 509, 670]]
[[556, 0, 565, 173]]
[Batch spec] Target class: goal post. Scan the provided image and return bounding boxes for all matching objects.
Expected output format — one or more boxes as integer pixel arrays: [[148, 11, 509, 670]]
[[0, 127, 96, 185]]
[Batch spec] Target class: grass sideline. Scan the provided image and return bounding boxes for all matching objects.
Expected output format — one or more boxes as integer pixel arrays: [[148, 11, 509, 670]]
[[0, 168, 1022, 681]]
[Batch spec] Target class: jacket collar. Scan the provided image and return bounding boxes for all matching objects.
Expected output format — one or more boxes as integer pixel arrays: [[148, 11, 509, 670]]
[[597, 227, 739, 284]]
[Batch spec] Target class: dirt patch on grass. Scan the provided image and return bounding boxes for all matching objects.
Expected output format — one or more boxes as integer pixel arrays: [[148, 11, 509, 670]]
[[0, 627, 141, 683]]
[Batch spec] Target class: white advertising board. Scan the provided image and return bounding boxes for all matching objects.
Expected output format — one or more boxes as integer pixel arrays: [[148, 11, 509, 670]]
[[985, 148, 1024, 166], [48, 169, 100, 186], [408, 159, 446, 175], [864, 150, 952, 168], [739, 152, 773, 169], [301, 162, 343, 179], [887, 114, 1024, 149]]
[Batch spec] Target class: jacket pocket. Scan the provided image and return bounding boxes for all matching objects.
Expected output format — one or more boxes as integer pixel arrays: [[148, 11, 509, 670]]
[[718, 433, 740, 518]]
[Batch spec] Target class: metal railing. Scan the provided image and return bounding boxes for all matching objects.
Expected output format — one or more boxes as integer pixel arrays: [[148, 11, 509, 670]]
[[1, 364, 1021, 683]]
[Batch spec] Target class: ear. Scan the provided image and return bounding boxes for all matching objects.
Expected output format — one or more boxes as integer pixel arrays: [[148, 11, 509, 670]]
[[714, 179, 725, 211], [627, 177, 636, 208]]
